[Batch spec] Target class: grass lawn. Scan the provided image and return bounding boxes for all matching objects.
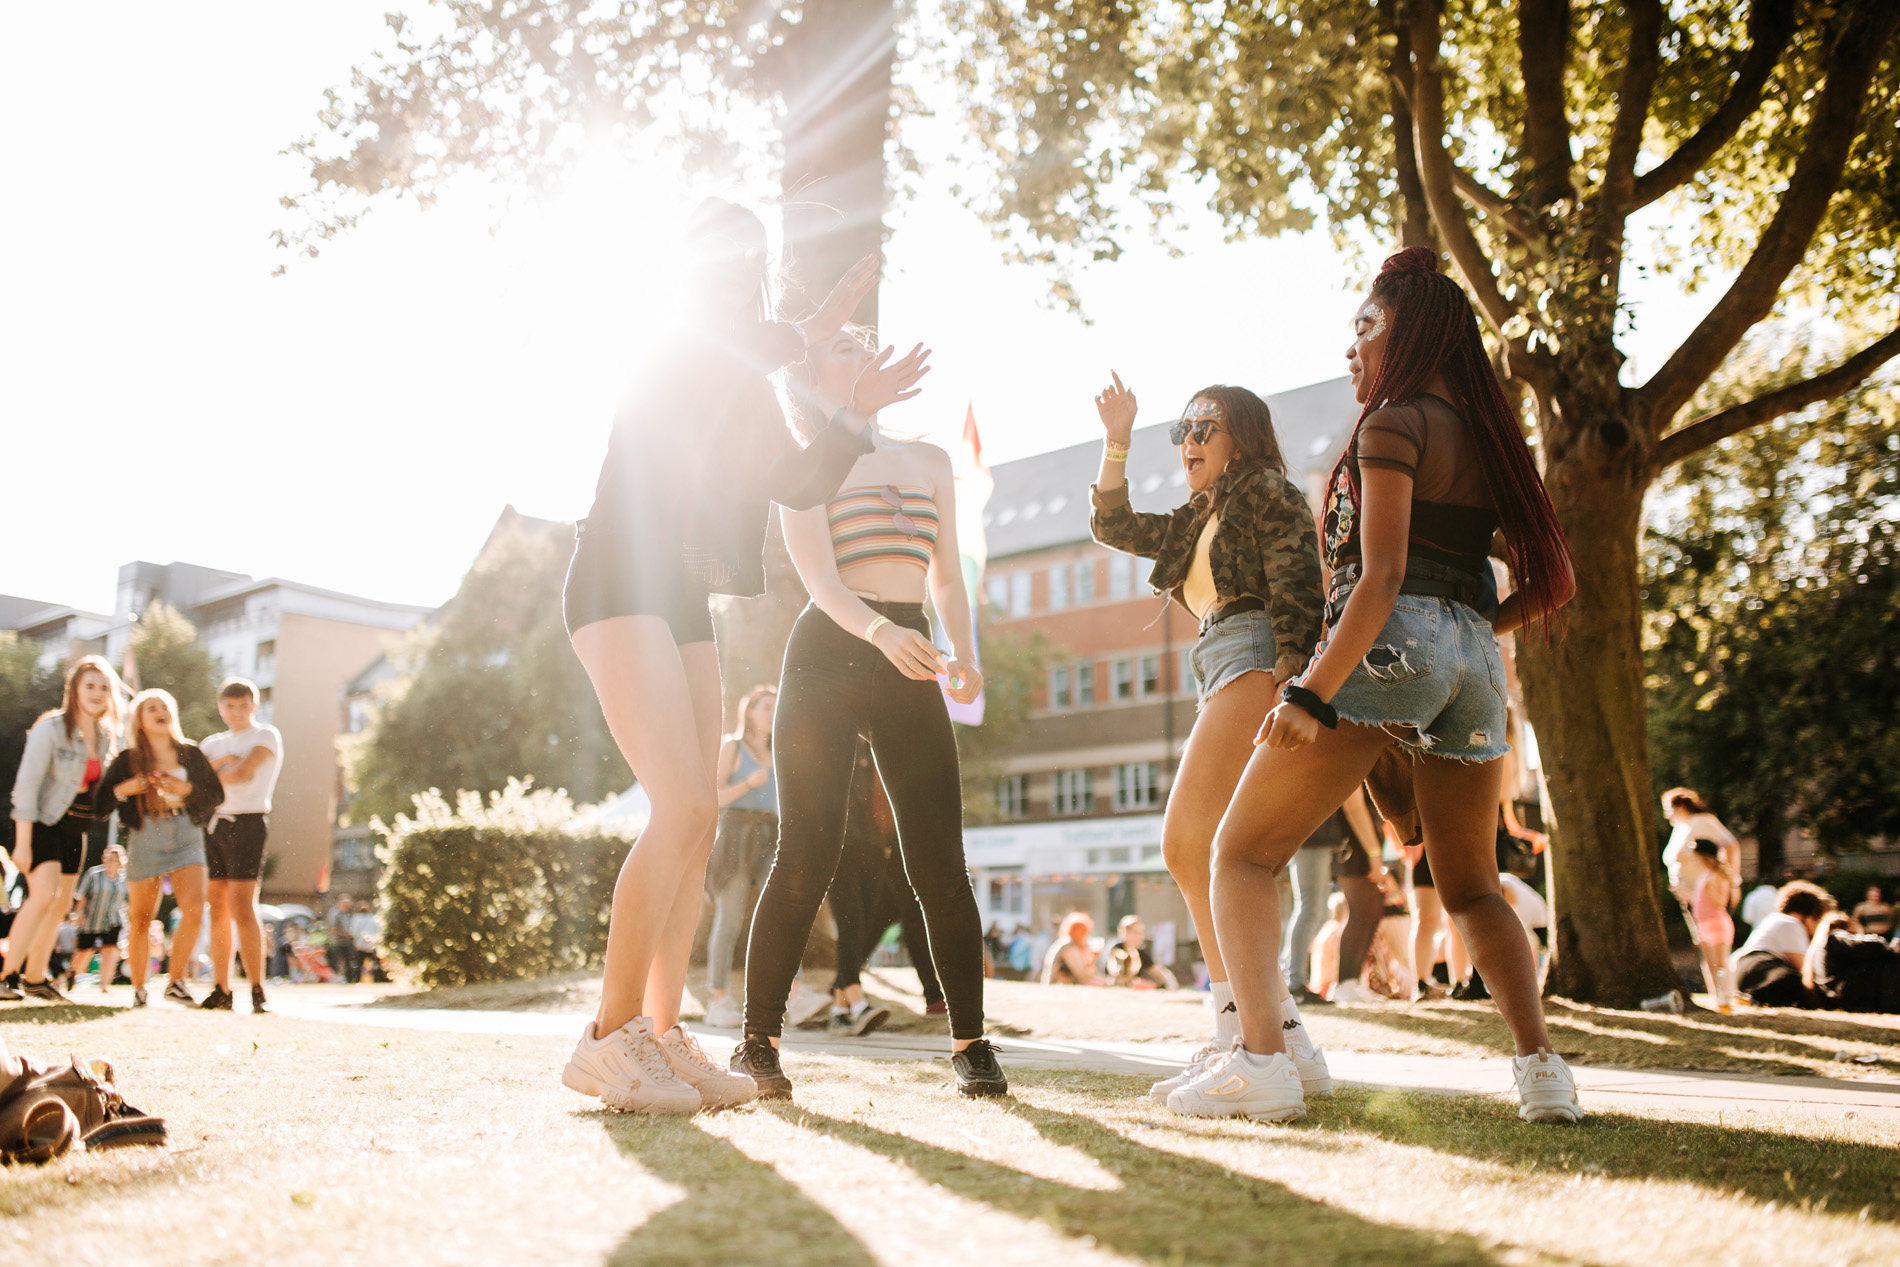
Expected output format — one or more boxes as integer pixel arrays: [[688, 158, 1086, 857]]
[[9, 1001, 1897, 1265]]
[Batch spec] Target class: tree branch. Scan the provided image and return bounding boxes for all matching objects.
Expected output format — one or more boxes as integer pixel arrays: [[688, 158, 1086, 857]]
[[1449, 165, 1541, 245], [1379, 1, 1434, 249], [1654, 321, 1900, 468], [1603, 0, 1663, 210], [1641, 1, 1900, 427], [1630, 0, 1799, 211], [1407, 0, 1521, 334], [1516, 0, 1575, 207]]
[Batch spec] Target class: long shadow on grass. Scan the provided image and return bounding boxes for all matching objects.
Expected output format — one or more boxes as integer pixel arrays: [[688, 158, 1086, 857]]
[[1, 1002, 120, 1024], [593, 1112, 878, 1267], [775, 1096, 1544, 1265], [1326, 1085, 1900, 1223], [1331, 1001, 1899, 1078]]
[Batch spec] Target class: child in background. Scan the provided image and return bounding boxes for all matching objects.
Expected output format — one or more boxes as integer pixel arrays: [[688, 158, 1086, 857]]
[[1310, 893, 1348, 998]]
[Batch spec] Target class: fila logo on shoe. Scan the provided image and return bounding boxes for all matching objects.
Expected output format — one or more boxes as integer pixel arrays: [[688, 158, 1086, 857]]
[[1204, 1075, 1248, 1097]]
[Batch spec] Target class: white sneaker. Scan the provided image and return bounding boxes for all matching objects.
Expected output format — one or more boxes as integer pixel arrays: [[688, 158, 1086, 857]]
[[786, 983, 833, 1027], [661, 1024, 758, 1109], [1280, 996, 1333, 1096], [1513, 1048, 1582, 1123], [1167, 1048, 1306, 1122], [562, 1018, 702, 1115], [1330, 980, 1385, 1006], [703, 994, 742, 1028], [1148, 1039, 1233, 1105]]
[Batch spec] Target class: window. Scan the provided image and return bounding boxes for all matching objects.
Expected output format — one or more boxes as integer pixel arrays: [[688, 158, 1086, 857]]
[[1075, 663, 1095, 706], [1115, 762, 1161, 812], [1113, 658, 1133, 701], [1052, 769, 1095, 816], [1139, 654, 1160, 697], [1009, 572, 1032, 616], [1108, 555, 1132, 601], [994, 774, 1028, 819], [334, 837, 373, 871], [1050, 665, 1070, 710], [987, 870, 1025, 914], [985, 574, 1008, 613], [1048, 564, 1069, 610], [1135, 557, 1154, 588], [1073, 558, 1096, 603], [1179, 649, 1193, 693]]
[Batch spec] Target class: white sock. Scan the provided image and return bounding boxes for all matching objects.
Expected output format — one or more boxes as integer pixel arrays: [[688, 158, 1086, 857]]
[[1211, 981, 1240, 1046], [1280, 993, 1316, 1061], [1234, 1047, 1284, 1070]]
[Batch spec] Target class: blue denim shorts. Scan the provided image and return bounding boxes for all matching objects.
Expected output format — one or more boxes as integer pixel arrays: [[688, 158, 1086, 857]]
[[125, 813, 207, 883], [1189, 609, 1277, 707], [1322, 595, 1510, 762]]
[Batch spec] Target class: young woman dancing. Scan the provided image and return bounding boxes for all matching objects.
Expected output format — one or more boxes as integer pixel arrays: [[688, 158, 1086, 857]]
[[559, 199, 928, 1115], [100, 689, 226, 1008], [1174, 247, 1581, 1124], [4, 656, 121, 1003], [1087, 378, 1333, 1106], [702, 685, 779, 1030], [732, 325, 1002, 1099]]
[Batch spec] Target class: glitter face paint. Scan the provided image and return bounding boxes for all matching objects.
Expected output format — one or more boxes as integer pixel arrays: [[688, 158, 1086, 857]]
[[1356, 302, 1387, 342]]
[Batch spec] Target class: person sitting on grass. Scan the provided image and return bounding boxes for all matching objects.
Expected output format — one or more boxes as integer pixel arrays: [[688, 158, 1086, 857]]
[[1850, 886, 1893, 937], [1804, 909, 1900, 1013], [1731, 881, 1834, 1008], [1104, 916, 1177, 990], [1042, 912, 1102, 985]]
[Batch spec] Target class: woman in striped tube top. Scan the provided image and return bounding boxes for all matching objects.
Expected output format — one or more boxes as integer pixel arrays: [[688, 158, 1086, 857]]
[[732, 325, 1007, 1102]]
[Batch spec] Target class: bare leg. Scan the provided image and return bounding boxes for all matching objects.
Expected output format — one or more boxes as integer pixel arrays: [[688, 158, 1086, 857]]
[[3, 862, 62, 979], [572, 616, 720, 1037], [169, 866, 207, 985], [1411, 883, 1443, 987], [208, 880, 234, 988], [125, 880, 161, 988], [99, 944, 120, 989], [230, 880, 266, 987], [1413, 758, 1551, 1056], [1213, 722, 1394, 1054], [1446, 920, 1472, 984], [1161, 673, 1279, 985]]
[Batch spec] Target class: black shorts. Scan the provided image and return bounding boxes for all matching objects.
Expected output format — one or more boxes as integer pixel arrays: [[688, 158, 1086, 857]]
[[77, 927, 121, 951], [1412, 852, 1435, 890], [206, 814, 269, 882], [562, 523, 716, 645], [30, 813, 91, 876]]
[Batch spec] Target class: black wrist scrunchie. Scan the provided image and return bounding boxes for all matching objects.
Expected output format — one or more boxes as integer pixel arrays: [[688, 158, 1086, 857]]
[[1280, 683, 1339, 729]]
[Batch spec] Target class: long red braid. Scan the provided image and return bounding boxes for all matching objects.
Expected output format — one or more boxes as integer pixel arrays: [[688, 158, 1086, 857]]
[[1331, 247, 1574, 631]]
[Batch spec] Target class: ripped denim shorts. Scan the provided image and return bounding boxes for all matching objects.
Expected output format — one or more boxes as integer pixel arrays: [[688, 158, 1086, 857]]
[[1319, 594, 1510, 762], [1189, 609, 1278, 708]]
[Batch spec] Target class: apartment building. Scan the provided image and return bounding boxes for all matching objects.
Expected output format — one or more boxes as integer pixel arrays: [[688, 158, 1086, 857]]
[[964, 376, 1359, 969]]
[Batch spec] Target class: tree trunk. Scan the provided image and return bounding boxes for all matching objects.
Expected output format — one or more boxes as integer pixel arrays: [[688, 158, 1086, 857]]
[[1517, 401, 1680, 1006]]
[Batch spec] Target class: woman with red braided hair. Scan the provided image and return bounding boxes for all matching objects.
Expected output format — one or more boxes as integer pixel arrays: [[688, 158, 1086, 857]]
[[1167, 247, 1583, 1125]]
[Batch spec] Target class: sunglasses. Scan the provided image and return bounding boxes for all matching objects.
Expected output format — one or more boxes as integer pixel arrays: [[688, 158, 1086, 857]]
[[1169, 401, 1226, 446], [881, 485, 919, 538]]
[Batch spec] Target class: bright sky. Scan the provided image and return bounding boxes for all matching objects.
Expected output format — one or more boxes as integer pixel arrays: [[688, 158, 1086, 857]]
[[0, 5, 1721, 617]]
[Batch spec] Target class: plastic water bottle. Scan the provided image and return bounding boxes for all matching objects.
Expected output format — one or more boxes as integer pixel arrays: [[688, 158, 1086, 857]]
[[1639, 988, 1685, 1014]]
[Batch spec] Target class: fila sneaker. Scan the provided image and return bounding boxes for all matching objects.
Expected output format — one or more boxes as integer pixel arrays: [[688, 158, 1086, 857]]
[[1149, 1039, 1234, 1106], [1167, 1048, 1306, 1122], [562, 1018, 702, 1115], [660, 1024, 758, 1109], [1512, 1048, 1582, 1123], [1280, 995, 1334, 1096]]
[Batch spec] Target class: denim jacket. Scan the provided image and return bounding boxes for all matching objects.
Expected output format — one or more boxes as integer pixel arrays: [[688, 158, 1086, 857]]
[[10, 712, 121, 826]]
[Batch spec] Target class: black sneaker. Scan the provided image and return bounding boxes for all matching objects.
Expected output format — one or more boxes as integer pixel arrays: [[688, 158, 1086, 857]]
[[252, 984, 269, 1014], [200, 986, 234, 1011], [1450, 974, 1491, 1002], [22, 978, 70, 1003], [730, 1037, 793, 1100], [163, 980, 196, 1006], [0, 974, 22, 1002], [831, 1003, 890, 1037], [952, 1039, 1009, 1098], [1291, 986, 1331, 1007], [133, 985, 148, 1007]]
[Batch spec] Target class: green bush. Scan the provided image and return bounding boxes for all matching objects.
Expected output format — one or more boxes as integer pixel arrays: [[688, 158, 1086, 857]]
[[376, 780, 634, 988]]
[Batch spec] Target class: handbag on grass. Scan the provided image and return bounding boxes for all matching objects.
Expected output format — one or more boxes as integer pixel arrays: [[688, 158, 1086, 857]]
[[0, 1037, 167, 1164]]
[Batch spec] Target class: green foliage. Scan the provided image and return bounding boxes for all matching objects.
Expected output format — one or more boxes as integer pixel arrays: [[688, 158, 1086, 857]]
[[1646, 363, 1900, 854], [0, 632, 62, 786], [376, 780, 635, 987], [344, 515, 630, 826], [956, 624, 1050, 825], [127, 602, 222, 740]]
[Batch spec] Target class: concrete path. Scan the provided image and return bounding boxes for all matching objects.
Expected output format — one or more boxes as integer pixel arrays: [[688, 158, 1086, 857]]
[[260, 990, 1900, 1123]]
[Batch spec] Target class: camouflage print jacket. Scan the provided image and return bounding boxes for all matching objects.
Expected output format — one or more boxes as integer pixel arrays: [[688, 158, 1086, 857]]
[[1090, 464, 1325, 681]]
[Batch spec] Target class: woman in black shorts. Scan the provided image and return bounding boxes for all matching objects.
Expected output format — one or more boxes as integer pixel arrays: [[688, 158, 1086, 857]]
[[558, 199, 930, 1116], [4, 655, 121, 1003]]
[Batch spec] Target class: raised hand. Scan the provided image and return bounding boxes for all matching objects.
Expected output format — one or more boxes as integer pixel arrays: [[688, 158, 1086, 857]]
[[803, 255, 881, 345], [1095, 371, 1137, 440], [850, 343, 932, 416]]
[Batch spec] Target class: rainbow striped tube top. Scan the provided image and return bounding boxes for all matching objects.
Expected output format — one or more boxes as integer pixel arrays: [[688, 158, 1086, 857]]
[[827, 485, 939, 571]]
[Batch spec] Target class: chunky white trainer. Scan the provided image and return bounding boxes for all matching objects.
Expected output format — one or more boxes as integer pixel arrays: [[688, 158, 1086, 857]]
[[1280, 996, 1334, 1096], [1330, 980, 1385, 1006], [661, 1024, 758, 1109], [1167, 1048, 1306, 1122], [1148, 1039, 1233, 1106], [562, 1018, 702, 1115], [1512, 1048, 1582, 1123], [703, 994, 742, 1029]]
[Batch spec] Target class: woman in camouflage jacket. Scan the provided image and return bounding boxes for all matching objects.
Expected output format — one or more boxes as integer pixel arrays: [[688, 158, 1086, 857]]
[[1088, 374, 1329, 1103]]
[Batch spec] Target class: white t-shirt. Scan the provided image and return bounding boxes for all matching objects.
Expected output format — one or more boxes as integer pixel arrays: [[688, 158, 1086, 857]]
[[200, 724, 283, 816], [1663, 812, 1737, 894], [1500, 873, 1549, 930], [1740, 884, 1780, 929], [1734, 911, 1811, 964]]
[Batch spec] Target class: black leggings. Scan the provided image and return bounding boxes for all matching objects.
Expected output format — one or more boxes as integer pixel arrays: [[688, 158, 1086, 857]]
[[827, 747, 946, 1002], [744, 602, 984, 1040]]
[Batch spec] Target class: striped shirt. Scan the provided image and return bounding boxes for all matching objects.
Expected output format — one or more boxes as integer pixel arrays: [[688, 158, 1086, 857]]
[[74, 865, 128, 934], [827, 485, 939, 571]]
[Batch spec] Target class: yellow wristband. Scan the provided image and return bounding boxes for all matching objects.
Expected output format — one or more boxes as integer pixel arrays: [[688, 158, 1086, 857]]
[[1104, 439, 1130, 462], [864, 615, 893, 643]]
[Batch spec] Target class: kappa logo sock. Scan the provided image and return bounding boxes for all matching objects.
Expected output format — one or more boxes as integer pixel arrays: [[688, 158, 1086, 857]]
[[1220, 1002, 1237, 1014]]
